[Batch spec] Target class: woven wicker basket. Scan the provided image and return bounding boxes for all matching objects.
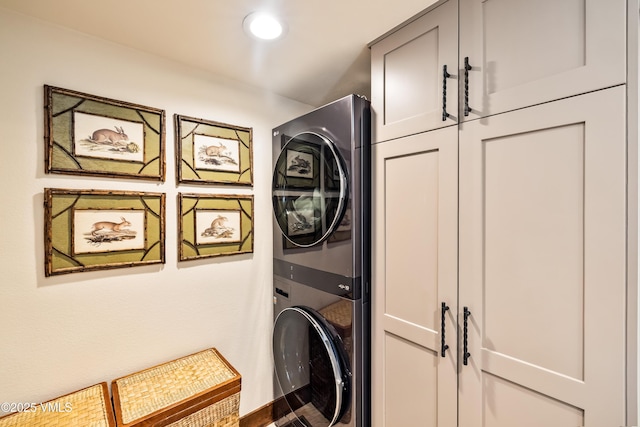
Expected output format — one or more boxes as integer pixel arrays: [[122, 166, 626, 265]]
[[0, 383, 115, 427], [112, 348, 241, 427]]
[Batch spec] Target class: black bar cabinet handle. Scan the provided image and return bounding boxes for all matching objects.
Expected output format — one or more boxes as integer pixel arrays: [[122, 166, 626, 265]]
[[441, 302, 450, 357], [464, 57, 472, 116], [442, 65, 451, 121], [463, 306, 472, 365]]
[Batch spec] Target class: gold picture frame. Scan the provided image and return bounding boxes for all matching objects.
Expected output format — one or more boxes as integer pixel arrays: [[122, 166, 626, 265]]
[[44, 85, 166, 181], [44, 188, 166, 276], [178, 193, 254, 261], [175, 115, 253, 186]]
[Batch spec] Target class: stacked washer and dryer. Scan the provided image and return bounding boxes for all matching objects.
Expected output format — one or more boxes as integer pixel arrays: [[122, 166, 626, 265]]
[[271, 95, 371, 427]]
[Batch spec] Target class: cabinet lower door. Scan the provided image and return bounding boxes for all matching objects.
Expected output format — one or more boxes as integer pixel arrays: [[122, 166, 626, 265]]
[[459, 0, 626, 121], [458, 87, 627, 427], [372, 126, 458, 427]]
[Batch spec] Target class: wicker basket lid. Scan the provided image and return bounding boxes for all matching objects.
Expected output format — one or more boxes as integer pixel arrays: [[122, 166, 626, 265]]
[[112, 348, 240, 425], [0, 383, 115, 427]]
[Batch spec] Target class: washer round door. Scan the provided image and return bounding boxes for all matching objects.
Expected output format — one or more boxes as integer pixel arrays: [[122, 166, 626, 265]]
[[273, 306, 351, 427], [272, 132, 348, 247]]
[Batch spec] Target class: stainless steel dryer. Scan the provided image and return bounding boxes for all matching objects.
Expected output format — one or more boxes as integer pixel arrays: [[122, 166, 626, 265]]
[[272, 95, 370, 427]]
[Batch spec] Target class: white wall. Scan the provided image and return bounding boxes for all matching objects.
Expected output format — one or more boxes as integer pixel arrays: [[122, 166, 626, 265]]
[[0, 7, 311, 417]]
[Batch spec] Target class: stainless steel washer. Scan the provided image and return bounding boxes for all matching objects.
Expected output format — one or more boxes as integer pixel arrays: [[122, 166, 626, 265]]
[[272, 95, 370, 427]]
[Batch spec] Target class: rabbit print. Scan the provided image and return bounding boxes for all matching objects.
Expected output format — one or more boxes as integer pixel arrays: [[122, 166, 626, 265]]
[[194, 135, 240, 172], [205, 142, 228, 157], [73, 112, 144, 162], [90, 217, 132, 236], [201, 215, 234, 238], [74, 209, 145, 253], [89, 126, 129, 145]]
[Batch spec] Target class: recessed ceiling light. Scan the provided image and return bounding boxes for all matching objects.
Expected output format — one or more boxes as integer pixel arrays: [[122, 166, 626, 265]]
[[243, 12, 286, 40]]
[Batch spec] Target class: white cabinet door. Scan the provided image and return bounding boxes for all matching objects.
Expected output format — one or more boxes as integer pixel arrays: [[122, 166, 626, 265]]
[[372, 126, 458, 427], [458, 87, 627, 427], [459, 0, 626, 121], [371, 0, 458, 143]]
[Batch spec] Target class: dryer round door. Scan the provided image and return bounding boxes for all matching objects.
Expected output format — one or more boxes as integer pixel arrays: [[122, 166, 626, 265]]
[[272, 132, 348, 247], [273, 306, 351, 427]]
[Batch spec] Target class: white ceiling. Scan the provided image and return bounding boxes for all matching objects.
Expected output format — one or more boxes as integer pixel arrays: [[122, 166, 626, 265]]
[[0, 0, 433, 107]]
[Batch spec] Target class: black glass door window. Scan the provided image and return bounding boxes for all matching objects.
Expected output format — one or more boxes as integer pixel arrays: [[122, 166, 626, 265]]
[[273, 306, 351, 427], [273, 132, 348, 247]]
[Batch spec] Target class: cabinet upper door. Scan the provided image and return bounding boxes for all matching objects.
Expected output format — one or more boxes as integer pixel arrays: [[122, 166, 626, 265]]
[[459, 0, 626, 121], [458, 87, 626, 427], [371, 0, 458, 143]]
